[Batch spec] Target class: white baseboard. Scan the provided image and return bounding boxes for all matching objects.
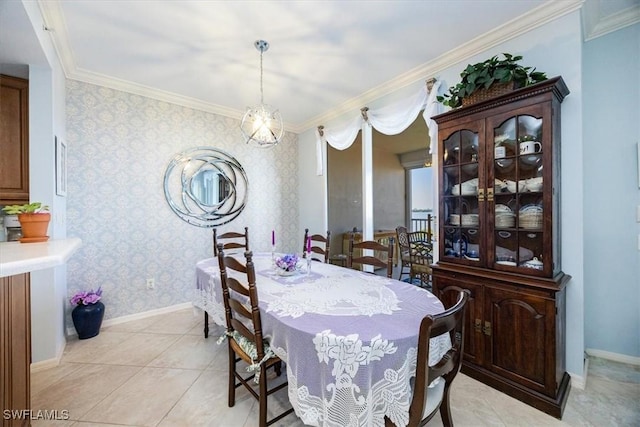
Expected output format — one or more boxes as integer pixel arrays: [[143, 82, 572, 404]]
[[568, 356, 589, 390], [31, 343, 66, 373], [66, 302, 194, 337], [586, 348, 640, 366]]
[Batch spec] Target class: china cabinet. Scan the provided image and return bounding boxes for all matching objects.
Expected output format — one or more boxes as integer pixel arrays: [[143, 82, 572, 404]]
[[431, 77, 571, 418], [0, 75, 29, 205]]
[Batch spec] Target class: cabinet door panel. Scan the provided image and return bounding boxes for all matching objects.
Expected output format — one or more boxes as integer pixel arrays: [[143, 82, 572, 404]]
[[485, 286, 556, 395], [435, 278, 484, 366], [0, 75, 29, 204], [486, 103, 553, 276]]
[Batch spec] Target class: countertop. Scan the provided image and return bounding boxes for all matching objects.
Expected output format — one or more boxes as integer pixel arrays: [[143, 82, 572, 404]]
[[0, 238, 82, 277]]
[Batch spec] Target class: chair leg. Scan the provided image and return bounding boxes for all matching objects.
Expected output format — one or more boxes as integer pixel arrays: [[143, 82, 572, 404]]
[[228, 345, 236, 407], [259, 368, 268, 427], [204, 311, 209, 338], [439, 385, 453, 427]]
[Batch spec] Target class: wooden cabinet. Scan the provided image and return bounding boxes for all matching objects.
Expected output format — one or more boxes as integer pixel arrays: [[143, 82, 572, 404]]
[[1, 273, 31, 427], [431, 78, 571, 418], [0, 75, 29, 205]]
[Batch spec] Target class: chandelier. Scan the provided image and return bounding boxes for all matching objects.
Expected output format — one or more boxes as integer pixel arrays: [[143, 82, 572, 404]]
[[240, 40, 284, 148]]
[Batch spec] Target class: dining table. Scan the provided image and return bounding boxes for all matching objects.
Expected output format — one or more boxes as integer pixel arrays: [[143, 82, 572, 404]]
[[194, 252, 450, 427]]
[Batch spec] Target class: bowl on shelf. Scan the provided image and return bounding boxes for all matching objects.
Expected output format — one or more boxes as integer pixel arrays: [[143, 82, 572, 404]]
[[495, 158, 514, 172], [496, 255, 517, 266], [461, 163, 479, 174], [522, 257, 543, 270], [449, 214, 460, 225]]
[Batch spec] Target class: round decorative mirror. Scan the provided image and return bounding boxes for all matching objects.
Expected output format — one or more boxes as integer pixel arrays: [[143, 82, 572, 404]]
[[164, 147, 248, 227]]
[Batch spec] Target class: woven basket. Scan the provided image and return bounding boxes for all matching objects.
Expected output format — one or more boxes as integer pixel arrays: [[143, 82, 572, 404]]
[[462, 82, 515, 107]]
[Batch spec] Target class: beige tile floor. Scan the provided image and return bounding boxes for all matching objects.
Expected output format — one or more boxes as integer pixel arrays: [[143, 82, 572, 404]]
[[31, 308, 640, 427]]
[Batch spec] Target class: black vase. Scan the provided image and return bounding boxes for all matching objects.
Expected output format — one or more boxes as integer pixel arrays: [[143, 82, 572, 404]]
[[72, 301, 105, 339]]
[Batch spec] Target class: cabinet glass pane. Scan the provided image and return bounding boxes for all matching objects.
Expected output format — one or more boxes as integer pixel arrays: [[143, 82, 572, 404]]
[[442, 128, 479, 262], [493, 115, 544, 270]]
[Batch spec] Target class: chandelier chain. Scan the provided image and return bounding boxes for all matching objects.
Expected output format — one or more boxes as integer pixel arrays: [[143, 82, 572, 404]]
[[260, 49, 264, 104]]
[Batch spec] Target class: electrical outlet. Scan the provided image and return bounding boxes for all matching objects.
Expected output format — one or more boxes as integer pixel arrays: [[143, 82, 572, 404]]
[[146, 278, 155, 290]]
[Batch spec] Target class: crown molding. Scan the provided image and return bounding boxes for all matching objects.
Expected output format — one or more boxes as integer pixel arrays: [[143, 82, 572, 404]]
[[582, 1, 640, 41], [38, 0, 75, 78], [296, 0, 583, 133], [70, 65, 245, 119], [39, 0, 584, 135]]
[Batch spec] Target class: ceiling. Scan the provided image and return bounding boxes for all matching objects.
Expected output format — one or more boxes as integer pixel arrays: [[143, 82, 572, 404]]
[[1, 0, 638, 137]]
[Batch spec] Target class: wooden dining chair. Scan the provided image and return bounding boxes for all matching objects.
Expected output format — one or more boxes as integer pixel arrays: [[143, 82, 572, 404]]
[[347, 230, 395, 278], [302, 228, 331, 263], [203, 227, 250, 338], [408, 231, 433, 289], [385, 289, 469, 427], [217, 246, 294, 427], [395, 226, 412, 281]]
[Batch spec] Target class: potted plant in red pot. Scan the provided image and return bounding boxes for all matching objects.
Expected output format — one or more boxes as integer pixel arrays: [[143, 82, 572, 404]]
[[1, 202, 50, 242], [70, 287, 105, 339]]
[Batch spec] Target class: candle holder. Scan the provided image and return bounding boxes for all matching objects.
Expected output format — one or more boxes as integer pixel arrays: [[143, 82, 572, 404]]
[[271, 245, 276, 267]]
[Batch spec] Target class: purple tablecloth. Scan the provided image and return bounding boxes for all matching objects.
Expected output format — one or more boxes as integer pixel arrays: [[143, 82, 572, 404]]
[[195, 253, 450, 427]]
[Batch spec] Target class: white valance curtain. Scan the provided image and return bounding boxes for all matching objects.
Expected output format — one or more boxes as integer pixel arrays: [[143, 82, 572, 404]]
[[315, 80, 442, 175]]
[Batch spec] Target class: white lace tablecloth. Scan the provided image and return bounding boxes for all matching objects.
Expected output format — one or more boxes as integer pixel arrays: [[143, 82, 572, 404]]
[[195, 253, 450, 427]]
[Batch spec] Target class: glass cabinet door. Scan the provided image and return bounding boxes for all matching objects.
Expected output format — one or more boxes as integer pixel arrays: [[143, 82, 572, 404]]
[[489, 108, 547, 275], [441, 124, 483, 264]]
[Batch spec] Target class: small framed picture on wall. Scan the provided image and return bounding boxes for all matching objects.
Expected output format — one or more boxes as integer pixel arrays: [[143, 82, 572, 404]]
[[56, 136, 67, 196]]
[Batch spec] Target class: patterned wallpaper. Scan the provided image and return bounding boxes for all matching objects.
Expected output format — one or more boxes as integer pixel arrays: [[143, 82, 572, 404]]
[[65, 80, 299, 325]]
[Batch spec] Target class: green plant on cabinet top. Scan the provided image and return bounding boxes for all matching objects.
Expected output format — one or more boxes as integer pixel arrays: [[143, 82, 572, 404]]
[[437, 53, 547, 108]]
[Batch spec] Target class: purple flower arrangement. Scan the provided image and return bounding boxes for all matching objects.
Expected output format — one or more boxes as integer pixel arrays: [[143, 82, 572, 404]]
[[70, 287, 103, 306], [275, 254, 299, 272]]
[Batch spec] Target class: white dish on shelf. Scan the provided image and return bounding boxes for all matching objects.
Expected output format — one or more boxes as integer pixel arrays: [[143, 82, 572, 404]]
[[496, 260, 517, 266]]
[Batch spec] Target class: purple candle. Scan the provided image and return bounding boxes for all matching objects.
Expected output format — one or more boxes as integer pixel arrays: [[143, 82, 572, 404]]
[[307, 237, 311, 253], [272, 230, 275, 246]]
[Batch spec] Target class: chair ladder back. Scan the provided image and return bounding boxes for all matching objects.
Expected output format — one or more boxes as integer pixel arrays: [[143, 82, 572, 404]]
[[348, 233, 395, 278], [303, 229, 331, 263], [213, 227, 250, 256], [217, 248, 267, 360]]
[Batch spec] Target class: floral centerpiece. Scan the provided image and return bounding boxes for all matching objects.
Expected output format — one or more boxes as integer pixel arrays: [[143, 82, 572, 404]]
[[275, 254, 300, 275], [70, 287, 105, 339]]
